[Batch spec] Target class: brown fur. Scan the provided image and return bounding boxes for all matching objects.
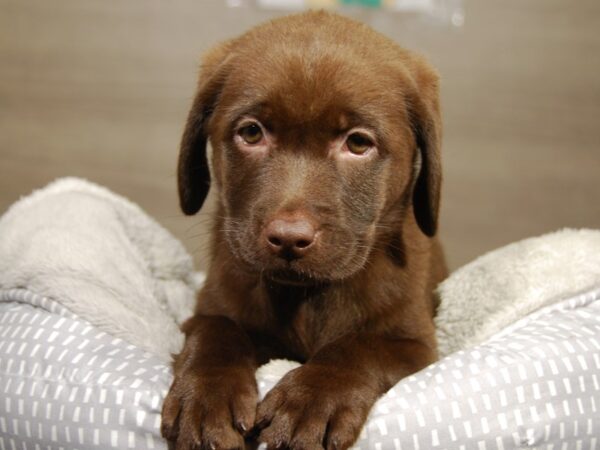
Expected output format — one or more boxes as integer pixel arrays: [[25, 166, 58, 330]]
[[162, 11, 447, 450]]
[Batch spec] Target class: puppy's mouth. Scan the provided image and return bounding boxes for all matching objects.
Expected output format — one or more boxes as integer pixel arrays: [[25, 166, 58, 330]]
[[264, 268, 322, 287]]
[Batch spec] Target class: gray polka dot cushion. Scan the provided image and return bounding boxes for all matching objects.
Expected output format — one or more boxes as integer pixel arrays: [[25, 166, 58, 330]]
[[1, 179, 600, 450], [1, 286, 599, 450]]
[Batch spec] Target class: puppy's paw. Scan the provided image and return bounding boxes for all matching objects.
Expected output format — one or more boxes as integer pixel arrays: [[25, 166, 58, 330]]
[[255, 365, 376, 450], [161, 368, 257, 450]]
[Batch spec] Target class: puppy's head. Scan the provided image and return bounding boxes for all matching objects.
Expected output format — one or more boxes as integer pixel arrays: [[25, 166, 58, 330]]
[[178, 11, 441, 285]]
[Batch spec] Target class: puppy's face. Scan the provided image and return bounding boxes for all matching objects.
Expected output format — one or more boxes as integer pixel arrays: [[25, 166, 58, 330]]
[[178, 12, 442, 284]]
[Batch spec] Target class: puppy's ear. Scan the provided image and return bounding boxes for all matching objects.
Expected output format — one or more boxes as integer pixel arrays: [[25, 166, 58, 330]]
[[406, 57, 442, 237], [178, 41, 234, 215]]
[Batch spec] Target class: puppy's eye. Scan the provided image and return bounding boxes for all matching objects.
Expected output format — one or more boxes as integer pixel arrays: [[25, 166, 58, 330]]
[[238, 123, 264, 145], [346, 133, 374, 155]]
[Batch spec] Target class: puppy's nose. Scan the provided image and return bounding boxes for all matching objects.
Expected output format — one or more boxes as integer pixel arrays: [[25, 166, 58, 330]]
[[264, 217, 317, 260]]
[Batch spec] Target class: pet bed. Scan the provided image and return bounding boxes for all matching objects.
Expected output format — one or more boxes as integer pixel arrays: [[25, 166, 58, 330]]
[[0, 178, 599, 449]]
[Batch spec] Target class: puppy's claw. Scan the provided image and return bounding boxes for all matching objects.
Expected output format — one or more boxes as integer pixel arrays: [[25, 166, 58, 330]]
[[235, 420, 248, 435], [264, 441, 284, 450]]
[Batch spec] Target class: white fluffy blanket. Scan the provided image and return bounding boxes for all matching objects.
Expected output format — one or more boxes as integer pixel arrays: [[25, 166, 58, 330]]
[[0, 178, 200, 361], [435, 228, 600, 357], [0, 178, 599, 363]]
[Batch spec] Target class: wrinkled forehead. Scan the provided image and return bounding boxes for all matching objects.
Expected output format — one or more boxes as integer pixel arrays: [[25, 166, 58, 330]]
[[216, 47, 408, 138]]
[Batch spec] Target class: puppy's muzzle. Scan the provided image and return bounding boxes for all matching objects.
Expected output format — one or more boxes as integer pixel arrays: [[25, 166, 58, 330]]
[[263, 212, 319, 261]]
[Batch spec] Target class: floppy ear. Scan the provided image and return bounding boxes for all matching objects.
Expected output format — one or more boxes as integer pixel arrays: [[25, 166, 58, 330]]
[[178, 42, 233, 215], [407, 58, 442, 237]]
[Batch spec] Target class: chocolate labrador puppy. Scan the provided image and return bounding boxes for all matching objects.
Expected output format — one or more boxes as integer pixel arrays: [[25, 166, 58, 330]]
[[162, 10, 447, 450]]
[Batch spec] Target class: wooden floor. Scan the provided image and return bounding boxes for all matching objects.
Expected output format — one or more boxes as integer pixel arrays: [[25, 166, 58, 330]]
[[1, 0, 599, 271]]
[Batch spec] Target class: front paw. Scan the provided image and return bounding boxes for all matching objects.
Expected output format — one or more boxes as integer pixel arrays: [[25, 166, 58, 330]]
[[161, 368, 257, 450], [255, 365, 377, 450]]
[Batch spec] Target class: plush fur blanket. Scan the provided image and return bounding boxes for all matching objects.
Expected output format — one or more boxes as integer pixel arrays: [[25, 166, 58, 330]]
[[0, 178, 200, 361], [435, 227, 600, 357], [0, 178, 599, 363]]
